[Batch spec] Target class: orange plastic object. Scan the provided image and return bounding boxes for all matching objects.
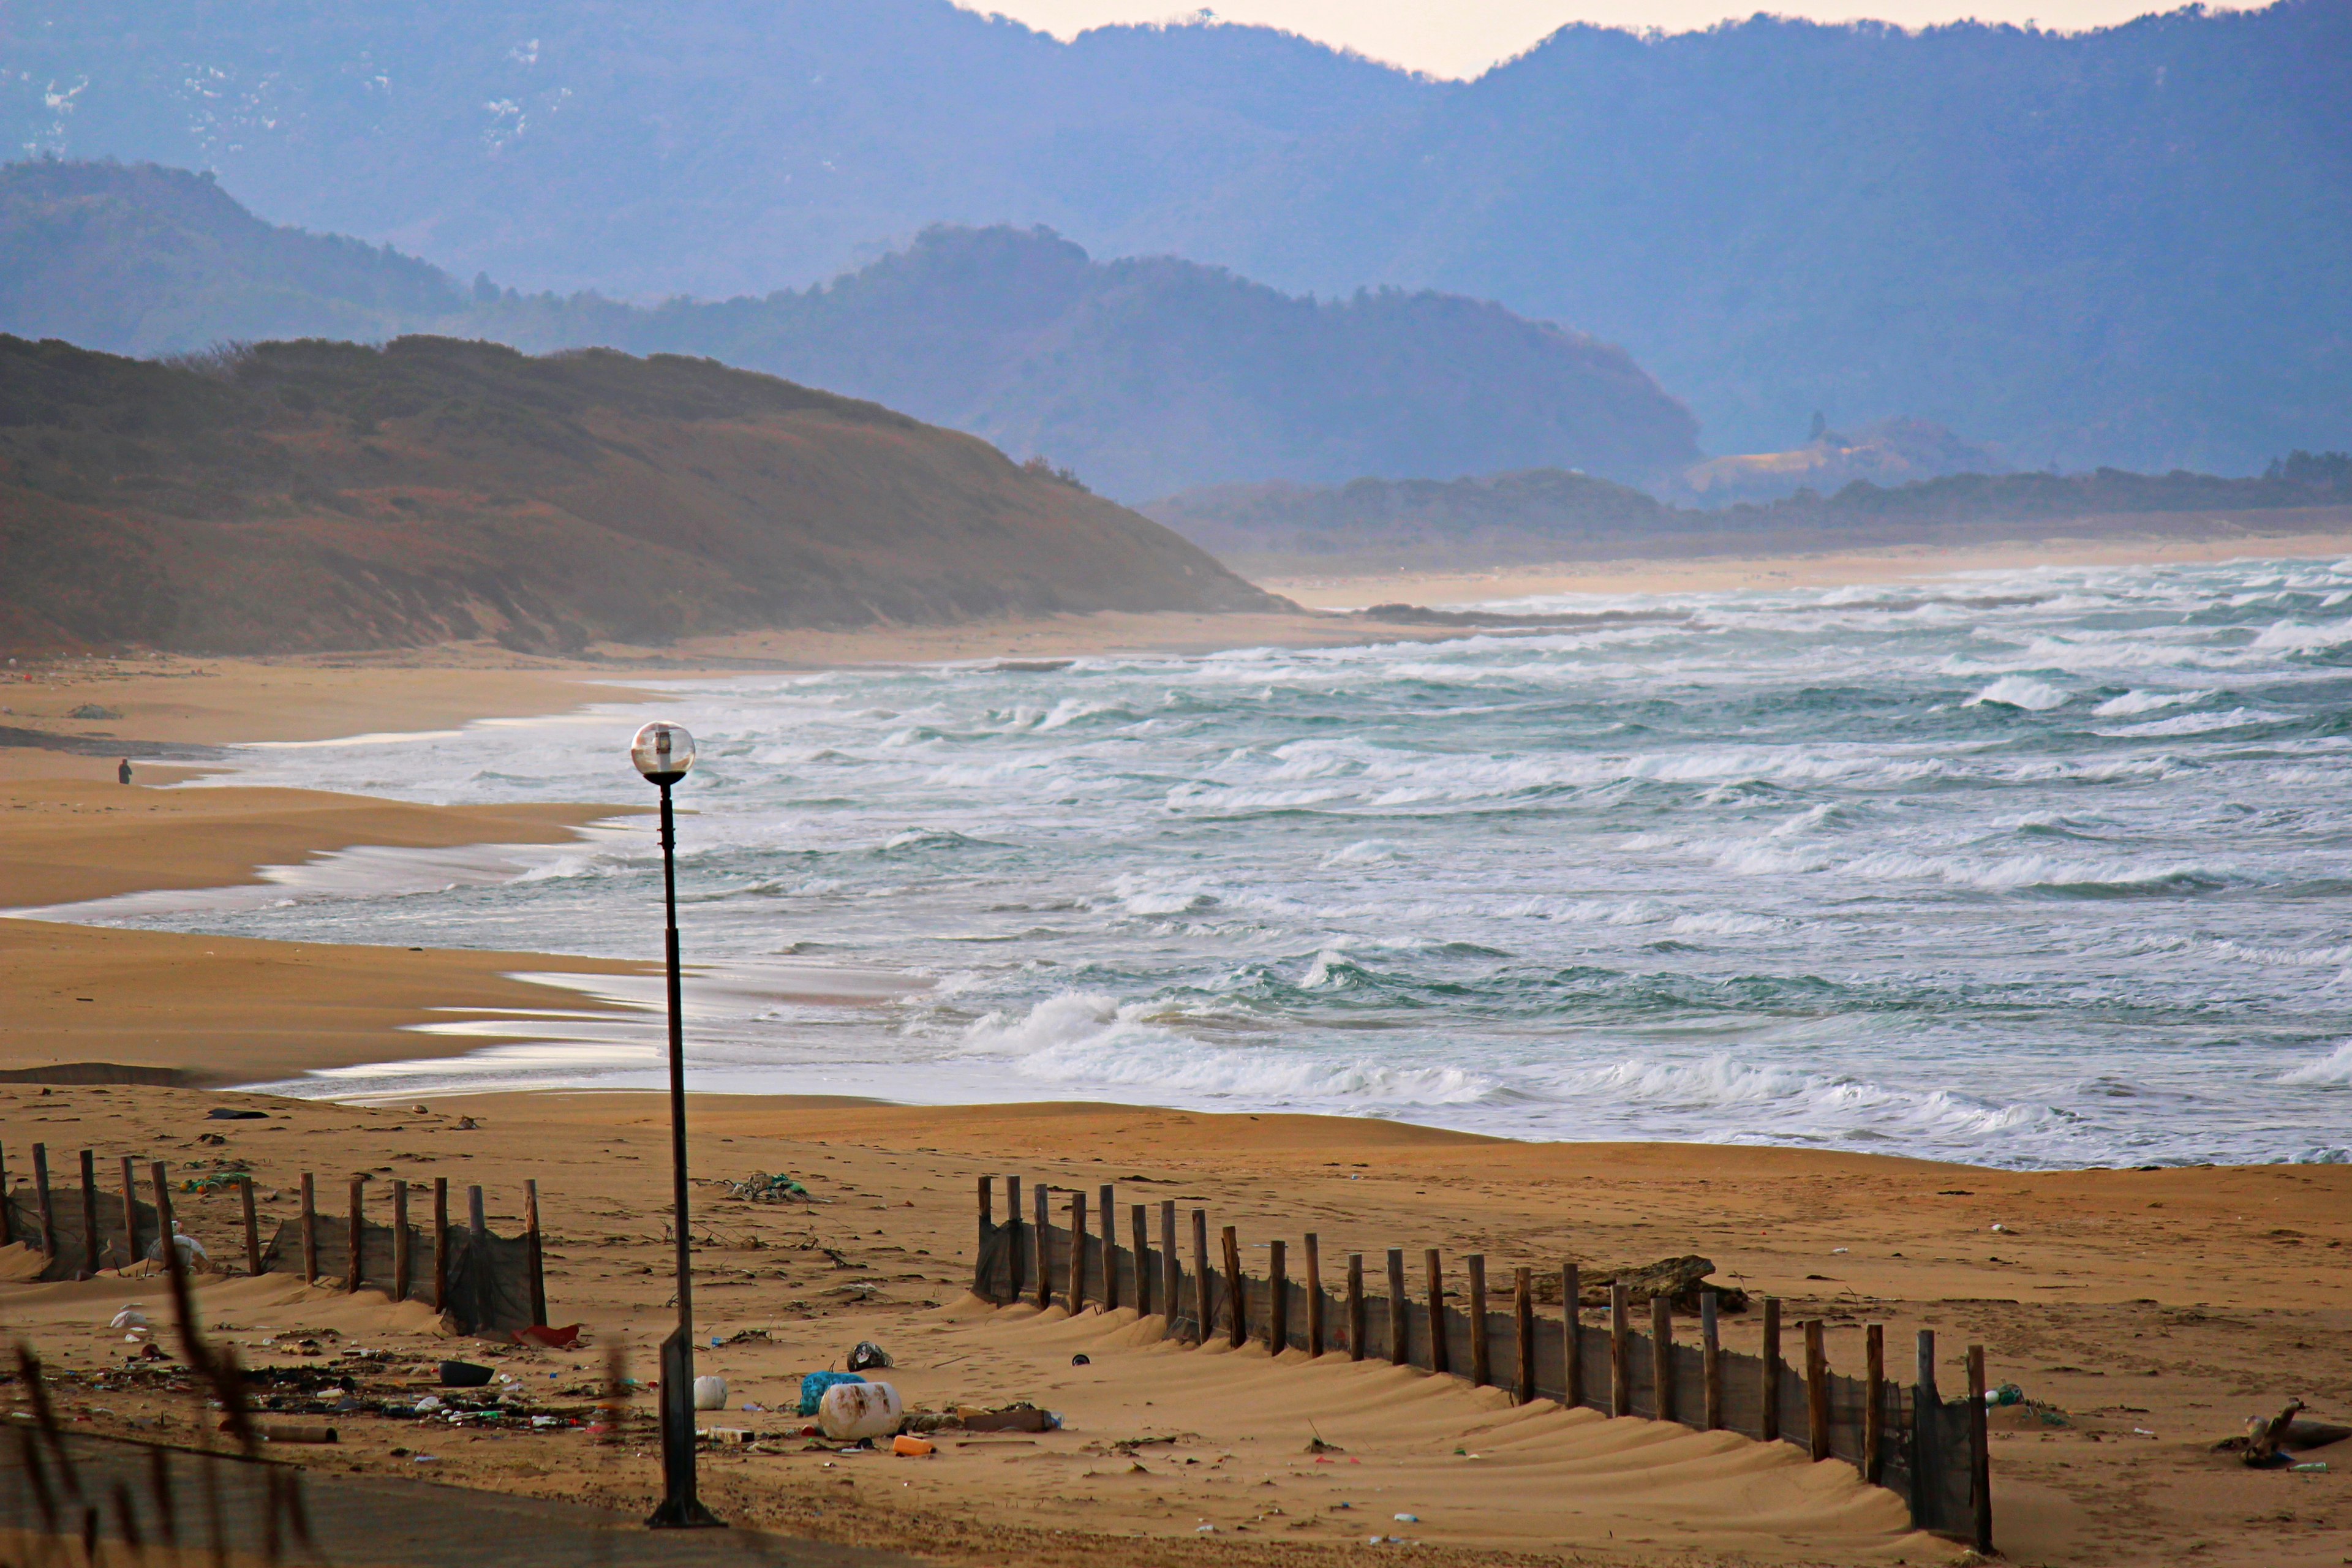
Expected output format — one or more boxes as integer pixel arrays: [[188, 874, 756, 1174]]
[[892, 1434, 935, 1457]]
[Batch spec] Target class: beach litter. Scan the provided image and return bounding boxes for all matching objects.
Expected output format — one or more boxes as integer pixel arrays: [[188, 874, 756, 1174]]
[[439, 1361, 494, 1388], [798, 1370, 866, 1415], [204, 1108, 267, 1121], [847, 1340, 893, 1371], [2222, 1400, 2352, 1467], [818, 1380, 903, 1441], [1984, 1383, 2024, 1407], [892, 1434, 933, 1457], [693, 1375, 729, 1411], [726, 1172, 816, 1204]]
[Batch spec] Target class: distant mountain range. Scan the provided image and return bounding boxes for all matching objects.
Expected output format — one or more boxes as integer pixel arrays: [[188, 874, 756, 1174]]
[[0, 334, 1280, 654], [6, 0, 2345, 472], [0, 160, 1700, 501], [1147, 453, 2352, 576]]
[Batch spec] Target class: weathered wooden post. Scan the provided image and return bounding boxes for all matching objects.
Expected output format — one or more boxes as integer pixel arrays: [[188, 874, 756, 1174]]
[[1221, 1225, 1245, 1348], [1006, 1175, 1025, 1303], [299, 1172, 318, 1283], [78, 1150, 101, 1277], [976, 1176, 993, 1294], [346, 1174, 366, 1292], [1967, 1344, 1992, 1555], [467, 1184, 486, 1237], [1423, 1249, 1449, 1374], [1466, 1254, 1490, 1387], [524, 1178, 546, 1326], [32, 1144, 54, 1259], [119, 1156, 140, 1267], [1268, 1239, 1288, 1352], [1864, 1323, 1885, 1483], [1033, 1183, 1052, 1311], [391, 1180, 410, 1302], [1347, 1253, 1366, 1361], [1067, 1189, 1088, 1313], [1131, 1203, 1152, 1317], [0, 1140, 13, 1245], [1303, 1233, 1324, 1356], [1651, 1294, 1676, 1423], [239, 1177, 260, 1276], [1912, 1329, 1940, 1529], [1563, 1263, 1583, 1408], [1609, 1282, 1632, 1417], [431, 1177, 450, 1312], [1161, 1200, 1180, 1332], [1191, 1208, 1211, 1343], [1387, 1249, 1409, 1365], [1513, 1266, 1535, 1404], [1097, 1184, 1116, 1312], [1805, 1319, 1830, 1460], [1701, 1289, 1723, 1431], [1760, 1297, 1782, 1442]]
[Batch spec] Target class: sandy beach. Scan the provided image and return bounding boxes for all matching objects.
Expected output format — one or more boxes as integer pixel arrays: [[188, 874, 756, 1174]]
[[2, 587, 2349, 1566]]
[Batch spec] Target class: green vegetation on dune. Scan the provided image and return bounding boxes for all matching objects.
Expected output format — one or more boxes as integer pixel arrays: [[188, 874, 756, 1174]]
[[0, 334, 1283, 654]]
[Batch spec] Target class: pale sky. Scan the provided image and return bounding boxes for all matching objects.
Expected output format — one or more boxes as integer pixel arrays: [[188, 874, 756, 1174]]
[[963, 0, 2193, 78]]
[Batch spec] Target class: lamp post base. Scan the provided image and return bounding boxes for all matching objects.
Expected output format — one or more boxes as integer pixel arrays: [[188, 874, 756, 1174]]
[[647, 1498, 727, 1531], [647, 1327, 726, 1530]]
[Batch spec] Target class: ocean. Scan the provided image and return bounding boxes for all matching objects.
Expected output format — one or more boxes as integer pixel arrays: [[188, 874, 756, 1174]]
[[35, 556, 2352, 1169]]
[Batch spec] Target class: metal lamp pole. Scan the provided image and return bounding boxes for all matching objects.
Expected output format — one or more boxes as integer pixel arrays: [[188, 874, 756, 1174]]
[[633, 722, 723, 1531]]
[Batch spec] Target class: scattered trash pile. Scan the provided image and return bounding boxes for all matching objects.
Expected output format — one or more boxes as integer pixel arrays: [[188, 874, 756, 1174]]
[[2217, 1400, 2348, 1472], [691, 1340, 1060, 1457], [1532, 1256, 1751, 1313], [723, 1172, 817, 1205]]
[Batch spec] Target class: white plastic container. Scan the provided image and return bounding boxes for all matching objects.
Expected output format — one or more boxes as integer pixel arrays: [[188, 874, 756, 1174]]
[[692, 1375, 729, 1411], [817, 1380, 902, 1441]]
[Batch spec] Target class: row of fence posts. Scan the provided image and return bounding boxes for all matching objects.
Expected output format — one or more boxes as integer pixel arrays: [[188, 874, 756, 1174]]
[[0, 1139, 546, 1325], [979, 1176, 1993, 1556]]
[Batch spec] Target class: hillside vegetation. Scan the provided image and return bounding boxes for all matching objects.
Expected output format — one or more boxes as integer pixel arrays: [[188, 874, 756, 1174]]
[[0, 165, 1698, 500], [0, 335, 1281, 654], [1148, 455, 2352, 575], [4, 1, 2343, 470]]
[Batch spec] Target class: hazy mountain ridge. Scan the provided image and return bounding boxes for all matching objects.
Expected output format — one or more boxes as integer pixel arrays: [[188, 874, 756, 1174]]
[[0, 164, 1702, 499], [0, 334, 1283, 654], [6, 0, 2345, 472]]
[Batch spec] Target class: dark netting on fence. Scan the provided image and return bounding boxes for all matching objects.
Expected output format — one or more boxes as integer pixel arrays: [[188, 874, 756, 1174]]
[[261, 1216, 536, 1336], [5, 1188, 170, 1278], [974, 1212, 1981, 1539]]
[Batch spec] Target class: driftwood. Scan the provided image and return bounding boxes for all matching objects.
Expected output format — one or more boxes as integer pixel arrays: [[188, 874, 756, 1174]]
[[2222, 1400, 2352, 1466], [1534, 1255, 1749, 1313]]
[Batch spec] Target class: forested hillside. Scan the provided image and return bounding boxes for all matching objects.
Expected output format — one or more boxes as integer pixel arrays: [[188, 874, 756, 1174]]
[[0, 165, 1701, 499], [5, 0, 2343, 472]]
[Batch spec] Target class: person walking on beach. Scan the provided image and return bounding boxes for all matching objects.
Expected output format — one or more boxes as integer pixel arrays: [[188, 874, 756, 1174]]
[[117, 758, 132, 785]]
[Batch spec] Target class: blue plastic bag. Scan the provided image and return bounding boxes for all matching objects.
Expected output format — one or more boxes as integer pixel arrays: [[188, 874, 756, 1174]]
[[797, 1370, 866, 1417]]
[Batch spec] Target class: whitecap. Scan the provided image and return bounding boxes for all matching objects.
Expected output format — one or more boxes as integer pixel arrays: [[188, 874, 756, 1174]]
[[2278, 1041, 2352, 1087], [1966, 676, 2068, 710], [2092, 688, 2211, 717]]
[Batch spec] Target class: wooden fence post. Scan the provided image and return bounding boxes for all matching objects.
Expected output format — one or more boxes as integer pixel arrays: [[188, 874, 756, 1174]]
[[467, 1185, 486, 1236], [1304, 1234, 1324, 1356], [147, 1163, 172, 1268], [524, 1178, 546, 1326], [1967, 1344, 1992, 1555], [1864, 1323, 1885, 1483], [1513, 1267, 1534, 1404], [32, 1144, 53, 1258], [1006, 1175, 1024, 1303], [299, 1172, 317, 1283], [1423, 1250, 1449, 1374], [1067, 1189, 1088, 1313], [1760, 1297, 1782, 1442], [1806, 1319, 1830, 1460], [1191, 1208, 1210, 1344], [1651, 1294, 1676, 1423], [1034, 1184, 1052, 1311], [119, 1156, 140, 1267], [0, 1140, 12, 1245], [1268, 1239, 1287, 1352], [1563, 1264, 1583, 1409], [431, 1177, 449, 1312], [1221, 1225, 1245, 1348], [1098, 1185, 1116, 1312], [1161, 1201, 1179, 1332], [977, 1175, 992, 1281], [346, 1174, 366, 1292], [78, 1150, 100, 1278], [1387, 1250, 1409, 1365], [1466, 1254, 1490, 1387], [235, 1176, 258, 1275], [1131, 1203, 1151, 1317], [1347, 1254, 1366, 1361], [1912, 1329, 1939, 1530], [1702, 1289, 1723, 1431], [1609, 1283, 1631, 1417], [391, 1180, 410, 1301]]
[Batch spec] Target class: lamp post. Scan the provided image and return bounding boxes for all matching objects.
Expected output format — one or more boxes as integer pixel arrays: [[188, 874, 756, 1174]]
[[632, 721, 723, 1530]]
